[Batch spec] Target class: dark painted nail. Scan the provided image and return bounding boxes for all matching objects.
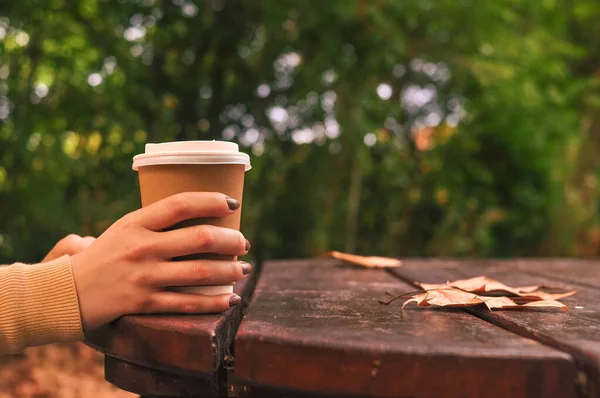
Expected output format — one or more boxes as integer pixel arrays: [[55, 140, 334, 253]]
[[226, 197, 240, 211], [245, 239, 251, 252], [241, 262, 252, 275], [229, 295, 242, 307]]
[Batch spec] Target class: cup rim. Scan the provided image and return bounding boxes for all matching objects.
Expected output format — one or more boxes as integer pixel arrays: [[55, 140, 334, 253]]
[[133, 152, 251, 171], [132, 141, 251, 171]]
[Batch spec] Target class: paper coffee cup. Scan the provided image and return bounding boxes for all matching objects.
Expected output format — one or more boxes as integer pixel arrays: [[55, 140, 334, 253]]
[[132, 141, 251, 295]]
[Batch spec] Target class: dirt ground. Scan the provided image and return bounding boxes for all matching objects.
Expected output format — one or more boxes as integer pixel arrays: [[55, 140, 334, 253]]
[[0, 342, 136, 398]]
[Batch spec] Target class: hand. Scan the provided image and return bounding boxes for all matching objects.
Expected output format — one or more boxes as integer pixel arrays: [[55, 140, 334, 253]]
[[70, 192, 251, 331], [43, 234, 96, 262]]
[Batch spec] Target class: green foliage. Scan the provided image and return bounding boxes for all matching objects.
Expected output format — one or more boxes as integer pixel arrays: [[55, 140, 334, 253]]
[[0, 0, 599, 263]]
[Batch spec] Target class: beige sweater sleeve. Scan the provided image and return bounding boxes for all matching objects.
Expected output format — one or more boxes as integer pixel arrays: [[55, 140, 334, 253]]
[[0, 255, 84, 354]]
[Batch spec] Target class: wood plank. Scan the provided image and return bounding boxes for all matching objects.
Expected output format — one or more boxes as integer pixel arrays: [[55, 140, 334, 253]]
[[105, 356, 222, 398], [86, 272, 257, 397], [235, 259, 575, 398], [513, 259, 600, 290], [391, 259, 600, 397]]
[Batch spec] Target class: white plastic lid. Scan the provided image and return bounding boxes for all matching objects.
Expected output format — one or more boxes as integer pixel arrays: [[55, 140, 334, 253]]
[[132, 141, 251, 171]]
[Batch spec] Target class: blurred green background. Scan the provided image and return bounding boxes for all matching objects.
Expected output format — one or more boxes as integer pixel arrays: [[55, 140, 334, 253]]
[[0, 0, 599, 264]]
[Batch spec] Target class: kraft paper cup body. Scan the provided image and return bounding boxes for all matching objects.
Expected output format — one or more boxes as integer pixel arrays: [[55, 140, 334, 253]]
[[133, 141, 251, 295]]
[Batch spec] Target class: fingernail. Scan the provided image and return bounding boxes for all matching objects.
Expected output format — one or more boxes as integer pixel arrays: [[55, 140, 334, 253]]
[[229, 295, 242, 307], [226, 197, 240, 211], [241, 262, 252, 275], [245, 239, 251, 252]]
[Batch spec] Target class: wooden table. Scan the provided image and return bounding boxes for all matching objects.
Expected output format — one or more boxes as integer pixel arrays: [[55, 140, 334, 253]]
[[88, 258, 600, 398]]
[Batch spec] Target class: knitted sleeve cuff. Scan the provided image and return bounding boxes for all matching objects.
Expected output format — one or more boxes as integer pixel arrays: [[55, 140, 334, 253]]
[[0, 255, 84, 354]]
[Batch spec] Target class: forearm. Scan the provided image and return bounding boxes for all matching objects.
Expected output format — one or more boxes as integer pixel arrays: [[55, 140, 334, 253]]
[[0, 255, 84, 354]]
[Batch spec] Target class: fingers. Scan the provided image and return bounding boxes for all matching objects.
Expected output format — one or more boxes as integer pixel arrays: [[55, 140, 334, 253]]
[[140, 260, 251, 287], [63, 235, 96, 254], [136, 292, 241, 315], [128, 192, 240, 231], [43, 234, 97, 262], [153, 225, 249, 259]]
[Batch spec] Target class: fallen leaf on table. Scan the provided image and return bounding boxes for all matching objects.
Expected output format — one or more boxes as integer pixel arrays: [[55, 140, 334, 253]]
[[518, 300, 570, 310], [514, 290, 576, 301], [397, 287, 570, 311], [381, 281, 572, 311], [401, 289, 484, 309], [322, 251, 402, 268], [481, 295, 568, 311], [419, 276, 575, 300], [420, 275, 538, 295]]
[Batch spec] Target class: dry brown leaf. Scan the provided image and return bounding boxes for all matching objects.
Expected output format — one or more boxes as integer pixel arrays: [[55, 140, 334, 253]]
[[419, 276, 575, 300], [514, 290, 576, 301], [520, 300, 570, 311], [402, 289, 484, 309], [322, 251, 401, 268], [480, 296, 519, 309], [482, 296, 568, 311], [397, 287, 570, 311], [420, 276, 537, 295]]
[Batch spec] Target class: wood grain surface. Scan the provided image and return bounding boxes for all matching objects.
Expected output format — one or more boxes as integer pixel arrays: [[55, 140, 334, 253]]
[[235, 259, 575, 398]]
